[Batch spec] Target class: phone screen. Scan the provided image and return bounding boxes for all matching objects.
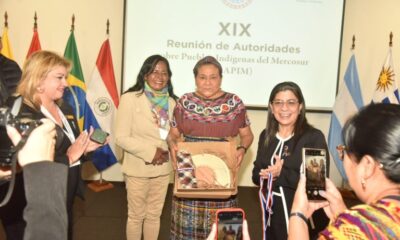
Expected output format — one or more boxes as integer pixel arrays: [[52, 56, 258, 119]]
[[90, 129, 108, 144], [303, 148, 327, 200], [217, 210, 244, 240]]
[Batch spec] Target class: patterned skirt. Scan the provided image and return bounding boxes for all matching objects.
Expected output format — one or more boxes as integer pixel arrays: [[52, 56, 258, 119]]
[[170, 196, 238, 240], [170, 135, 238, 240]]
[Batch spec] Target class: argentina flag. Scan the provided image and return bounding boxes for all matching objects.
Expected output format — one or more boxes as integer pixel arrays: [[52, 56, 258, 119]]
[[328, 54, 364, 181]]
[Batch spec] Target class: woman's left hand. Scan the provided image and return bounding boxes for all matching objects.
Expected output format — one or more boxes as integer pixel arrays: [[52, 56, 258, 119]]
[[318, 178, 347, 220], [291, 175, 329, 218], [67, 130, 90, 164], [259, 155, 284, 179]]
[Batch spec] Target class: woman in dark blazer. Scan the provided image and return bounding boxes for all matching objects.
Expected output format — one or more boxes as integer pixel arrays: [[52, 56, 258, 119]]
[[16, 50, 104, 240]]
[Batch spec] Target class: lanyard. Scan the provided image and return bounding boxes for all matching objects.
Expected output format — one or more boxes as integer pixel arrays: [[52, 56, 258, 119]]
[[41, 105, 80, 167], [41, 105, 76, 143], [259, 173, 273, 240], [259, 133, 293, 239]]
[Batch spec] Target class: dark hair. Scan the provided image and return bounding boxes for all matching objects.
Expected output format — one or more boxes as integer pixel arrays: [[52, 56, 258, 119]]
[[264, 81, 310, 146], [193, 56, 223, 78], [342, 103, 400, 183], [125, 55, 177, 99]]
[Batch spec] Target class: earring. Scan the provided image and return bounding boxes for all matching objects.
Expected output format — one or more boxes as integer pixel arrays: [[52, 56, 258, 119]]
[[361, 178, 366, 190], [37, 87, 43, 93]]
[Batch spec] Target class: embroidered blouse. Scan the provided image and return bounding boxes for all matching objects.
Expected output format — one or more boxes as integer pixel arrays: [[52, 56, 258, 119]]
[[171, 92, 250, 138], [319, 199, 400, 239]]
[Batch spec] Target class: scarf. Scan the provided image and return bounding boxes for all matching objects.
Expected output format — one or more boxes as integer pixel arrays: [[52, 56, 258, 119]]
[[144, 82, 169, 127]]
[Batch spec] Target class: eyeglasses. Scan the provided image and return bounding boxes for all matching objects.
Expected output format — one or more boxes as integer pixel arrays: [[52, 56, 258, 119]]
[[271, 99, 299, 108], [336, 145, 347, 161]]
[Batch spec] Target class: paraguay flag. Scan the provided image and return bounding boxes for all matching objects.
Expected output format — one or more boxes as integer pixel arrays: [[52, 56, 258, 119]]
[[63, 31, 87, 131], [328, 54, 364, 181], [86, 38, 119, 171]]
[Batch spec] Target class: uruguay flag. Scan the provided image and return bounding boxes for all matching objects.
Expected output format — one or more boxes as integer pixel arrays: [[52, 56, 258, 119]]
[[86, 38, 119, 171], [372, 47, 400, 104], [328, 54, 364, 181]]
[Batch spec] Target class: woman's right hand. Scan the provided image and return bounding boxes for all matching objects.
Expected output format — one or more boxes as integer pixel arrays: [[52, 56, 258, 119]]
[[150, 147, 169, 165], [318, 178, 348, 220], [168, 142, 178, 170], [166, 128, 181, 170], [67, 131, 90, 164]]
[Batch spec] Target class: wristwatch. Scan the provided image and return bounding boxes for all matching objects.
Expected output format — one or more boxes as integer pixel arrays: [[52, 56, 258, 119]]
[[236, 145, 247, 153]]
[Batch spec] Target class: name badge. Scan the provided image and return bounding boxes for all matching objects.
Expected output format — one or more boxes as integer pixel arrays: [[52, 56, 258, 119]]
[[159, 128, 168, 140]]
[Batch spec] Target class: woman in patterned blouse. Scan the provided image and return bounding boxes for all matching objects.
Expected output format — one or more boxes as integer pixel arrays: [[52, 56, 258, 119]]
[[167, 56, 254, 239], [289, 103, 400, 239]]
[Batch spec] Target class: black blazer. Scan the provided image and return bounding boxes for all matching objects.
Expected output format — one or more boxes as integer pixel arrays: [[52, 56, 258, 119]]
[[252, 126, 330, 189], [19, 102, 86, 199]]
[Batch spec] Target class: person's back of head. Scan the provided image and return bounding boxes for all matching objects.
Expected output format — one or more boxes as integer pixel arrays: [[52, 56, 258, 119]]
[[342, 103, 400, 183]]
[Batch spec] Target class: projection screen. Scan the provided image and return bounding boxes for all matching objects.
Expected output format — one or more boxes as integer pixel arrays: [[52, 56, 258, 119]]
[[123, 0, 345, 109]]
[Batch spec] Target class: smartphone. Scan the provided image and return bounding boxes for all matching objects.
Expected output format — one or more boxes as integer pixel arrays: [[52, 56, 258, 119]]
[[216, 208, 245, 240], [90, 128, 109, 144], [302, 148, 327, 201]]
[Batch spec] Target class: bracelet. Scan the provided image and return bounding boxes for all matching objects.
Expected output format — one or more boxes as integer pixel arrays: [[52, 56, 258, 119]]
[[236, 145, 247, 153], [290, 212, 308, 224]]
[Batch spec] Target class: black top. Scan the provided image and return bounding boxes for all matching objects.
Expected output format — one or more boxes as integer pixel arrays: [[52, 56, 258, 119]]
[[18, 102, 88, 199], [252, 127, 330, 190], [0, 54, 22, 95], [19, 102, 81, 165]]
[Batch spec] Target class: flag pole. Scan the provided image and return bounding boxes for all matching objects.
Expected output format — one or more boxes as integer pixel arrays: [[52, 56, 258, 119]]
[[87, 19, 114, 193], [4, 11, 8, 28], [338, 35, 357, 200], [340, 35, 355, 191], [33, 12, 37, 31], [66, 14, 81, 124], [106, 19, 110, 37]]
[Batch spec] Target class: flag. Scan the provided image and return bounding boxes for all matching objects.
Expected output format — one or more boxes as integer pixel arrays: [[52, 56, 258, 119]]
[[328, 54, 364, 181], [372, 47, 400, 104], [63, 31, 87, 131], [1, 26, 14, 60], [86, 39, 119, 171], [26, 28, 41, 59]]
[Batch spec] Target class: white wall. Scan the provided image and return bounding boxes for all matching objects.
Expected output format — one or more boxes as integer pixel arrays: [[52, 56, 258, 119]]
[[2, 0, 398, 187]]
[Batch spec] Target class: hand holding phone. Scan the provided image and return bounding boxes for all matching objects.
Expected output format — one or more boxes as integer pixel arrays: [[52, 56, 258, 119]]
[[302, 148, 327, 201], [89, 128, 109, 144], [215, 208, 245, 240]]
